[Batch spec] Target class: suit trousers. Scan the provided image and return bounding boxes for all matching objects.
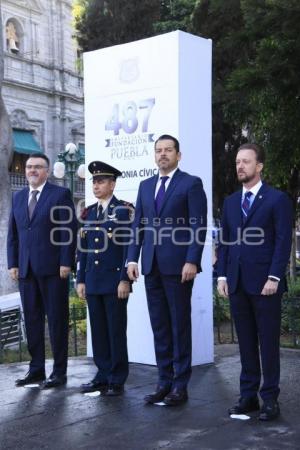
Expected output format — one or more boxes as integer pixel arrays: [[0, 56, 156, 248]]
[[19, 269, 69, 376], [145, 260, 193, 389], [87, 294, 129, 385], [230, 282, 282, 401]]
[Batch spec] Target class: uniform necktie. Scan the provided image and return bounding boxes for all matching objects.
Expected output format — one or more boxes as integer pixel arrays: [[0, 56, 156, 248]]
[[28, 190, 39, 220], [155, 176, 169, 214], [242, 191, 253, 221], [97, 204, 103, 220]]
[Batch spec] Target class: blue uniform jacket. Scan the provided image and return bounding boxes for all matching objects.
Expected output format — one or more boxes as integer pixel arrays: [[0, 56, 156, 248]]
[[76, 196, 132, 295], [7, 182, 77, 277]]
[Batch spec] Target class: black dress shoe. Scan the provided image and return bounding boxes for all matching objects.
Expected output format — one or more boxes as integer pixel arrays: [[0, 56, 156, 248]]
[[15, 371, 46, 386], [81, 380, 109, 394], [259, 399, 280, 421], [228, 396, 260, 415], [164, 388, 188, 406], [41, 374, 67, 389], [107, 384, 124, 396], [144, 386, 171, 404]]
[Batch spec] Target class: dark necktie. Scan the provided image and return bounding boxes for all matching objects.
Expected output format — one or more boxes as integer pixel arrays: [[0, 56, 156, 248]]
[[242, 191, 253, 221], [155, 176, 169, 214], [97, 204, 103, 220], [28, 190, 39, 220]]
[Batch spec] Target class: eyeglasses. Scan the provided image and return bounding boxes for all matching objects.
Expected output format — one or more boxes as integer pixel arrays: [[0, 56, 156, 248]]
[[25, 165, 48, 170]]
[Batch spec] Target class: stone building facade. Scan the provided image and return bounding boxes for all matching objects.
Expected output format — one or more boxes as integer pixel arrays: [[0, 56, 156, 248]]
[[1, 0, 84, 196]]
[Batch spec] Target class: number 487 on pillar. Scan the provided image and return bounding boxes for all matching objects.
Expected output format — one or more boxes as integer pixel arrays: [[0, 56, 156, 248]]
[[105, 98, 155, 135]]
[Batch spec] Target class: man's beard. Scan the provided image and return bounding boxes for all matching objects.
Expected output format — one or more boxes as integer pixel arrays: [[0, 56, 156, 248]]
[[237, 172, 256, 184]]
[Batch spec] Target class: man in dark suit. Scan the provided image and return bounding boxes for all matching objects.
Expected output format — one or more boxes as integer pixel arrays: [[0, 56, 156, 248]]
[[217, 143, 293, 421], [7, 153, 77, 388], [77, 161, 133, 396], [127, 135, 207, 406]]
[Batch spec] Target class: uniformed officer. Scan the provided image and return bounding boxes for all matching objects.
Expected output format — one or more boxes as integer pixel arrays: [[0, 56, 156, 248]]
[[76, 161, 133, 396]]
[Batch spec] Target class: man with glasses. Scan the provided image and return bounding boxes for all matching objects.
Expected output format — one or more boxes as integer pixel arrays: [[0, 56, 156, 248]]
[[7, 153, 77, 389], [127, 135, 207, 406]]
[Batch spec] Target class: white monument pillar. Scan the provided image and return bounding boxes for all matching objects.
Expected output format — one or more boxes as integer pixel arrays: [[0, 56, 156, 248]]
[[84, 30, 213, 365]]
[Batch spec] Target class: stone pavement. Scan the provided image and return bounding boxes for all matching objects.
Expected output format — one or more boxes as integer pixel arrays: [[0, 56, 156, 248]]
[[0, 344, 299, 450]]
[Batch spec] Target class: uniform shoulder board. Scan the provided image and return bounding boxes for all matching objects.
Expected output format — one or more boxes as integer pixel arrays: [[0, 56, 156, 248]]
[[80, 203, 96, 220], [120, 200, 135, 219], [121, 200, 135, 209]]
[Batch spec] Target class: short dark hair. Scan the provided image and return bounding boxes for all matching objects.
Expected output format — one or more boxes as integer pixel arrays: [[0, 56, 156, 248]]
[[155, 134, 180, 153], [26, 153, 50, 167], [237, 143, 265, 164]]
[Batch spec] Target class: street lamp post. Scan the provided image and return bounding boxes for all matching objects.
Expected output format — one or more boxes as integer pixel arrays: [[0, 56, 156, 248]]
[[53, 142, 85, 196]]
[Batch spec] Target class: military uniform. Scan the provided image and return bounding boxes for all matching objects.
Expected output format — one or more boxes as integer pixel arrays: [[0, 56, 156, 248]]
[[77, 161, 133, 393]]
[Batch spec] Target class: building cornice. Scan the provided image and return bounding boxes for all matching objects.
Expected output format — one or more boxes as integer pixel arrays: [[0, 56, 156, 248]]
[[3, 78, 84, 104], [5, 0, 44, 15], [4, 53, 83, 80]]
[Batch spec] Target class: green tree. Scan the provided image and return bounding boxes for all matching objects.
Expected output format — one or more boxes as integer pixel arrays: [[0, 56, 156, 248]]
[[226, 0, 300, 277], [154, 0, 197, 34], [192, 0, 300, 218], [191, 0, 248, 214], [75, 0, 161, 51], [227, 0, 300, 204]]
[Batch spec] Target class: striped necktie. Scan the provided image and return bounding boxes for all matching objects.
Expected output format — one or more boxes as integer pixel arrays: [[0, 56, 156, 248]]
[[242, 191, 253, 221]]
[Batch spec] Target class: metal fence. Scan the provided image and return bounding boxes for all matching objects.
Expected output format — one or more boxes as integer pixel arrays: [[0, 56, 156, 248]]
[[0, 305, 87, 364], [1, 297, 300, 364], [10, 173, 85, 198], [214, 295, 300, 348]]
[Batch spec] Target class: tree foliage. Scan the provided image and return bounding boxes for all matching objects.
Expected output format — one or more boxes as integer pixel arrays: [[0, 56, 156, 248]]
[[191, 0, 300, 215], [75, 0, 300, 216], [191, 0, 248, 214], [74, 0, 161, 51], [154, 0, 197, 33], [226, 0, 300, 206]]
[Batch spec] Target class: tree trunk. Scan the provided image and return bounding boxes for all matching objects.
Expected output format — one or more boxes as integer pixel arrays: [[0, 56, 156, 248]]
[[0, 6, 16, 294]]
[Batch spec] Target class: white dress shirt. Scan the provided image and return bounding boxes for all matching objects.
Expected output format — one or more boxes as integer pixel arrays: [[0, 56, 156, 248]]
[[28, 181, 47, 204], [154, 167, 178, 197]]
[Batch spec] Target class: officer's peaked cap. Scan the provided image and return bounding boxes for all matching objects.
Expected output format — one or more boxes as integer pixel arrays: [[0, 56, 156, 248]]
[[88, 161, 122, 180]]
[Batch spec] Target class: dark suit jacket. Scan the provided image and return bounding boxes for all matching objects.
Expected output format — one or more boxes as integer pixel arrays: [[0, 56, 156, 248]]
[[217, 182, 293, 295], [76, 195, 132, 295], [7, 181, 77, 278], [127, 168, 207, 275]]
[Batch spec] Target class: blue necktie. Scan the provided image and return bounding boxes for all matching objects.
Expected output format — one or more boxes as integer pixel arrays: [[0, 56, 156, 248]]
[[155, 176, 169, 214], [242, 191, 253, 221]]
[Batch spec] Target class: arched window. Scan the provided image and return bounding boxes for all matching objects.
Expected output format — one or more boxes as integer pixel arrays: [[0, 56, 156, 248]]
[[5, 19, 23, 54]]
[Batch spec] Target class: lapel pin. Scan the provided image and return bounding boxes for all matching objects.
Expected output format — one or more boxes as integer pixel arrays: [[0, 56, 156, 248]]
[[259, 195, 262, 199]]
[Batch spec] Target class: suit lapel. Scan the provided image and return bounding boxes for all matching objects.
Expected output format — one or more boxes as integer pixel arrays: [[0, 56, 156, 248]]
[[149, 175, 158, 216], [232, 190, 243, 228], [244, 182, 268, 225], [22, 187, 30, 223], [158, 169, 182, 216]]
